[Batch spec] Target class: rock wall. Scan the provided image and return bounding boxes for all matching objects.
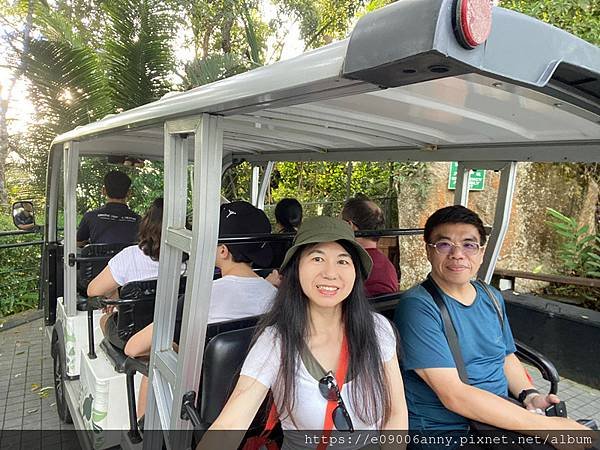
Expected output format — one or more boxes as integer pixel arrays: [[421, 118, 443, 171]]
[[396, 163, 596, 290]]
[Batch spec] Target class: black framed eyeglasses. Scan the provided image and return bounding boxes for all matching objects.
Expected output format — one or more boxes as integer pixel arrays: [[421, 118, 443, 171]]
[[427, 240, 483, 256], [318, 371, 354, 432]]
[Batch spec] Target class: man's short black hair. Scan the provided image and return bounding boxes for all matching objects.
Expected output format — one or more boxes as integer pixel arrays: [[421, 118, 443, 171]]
[[341, 193, 385, 241], [104, 171, 132, 199], [424, 205, 487, 245]]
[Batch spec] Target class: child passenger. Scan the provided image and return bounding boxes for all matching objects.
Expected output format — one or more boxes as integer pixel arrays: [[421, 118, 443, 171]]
[[198, 216, 407, 450]]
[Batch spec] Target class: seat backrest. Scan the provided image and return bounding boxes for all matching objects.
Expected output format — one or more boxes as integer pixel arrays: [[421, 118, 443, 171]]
[[77, 243, 132, 296], [205, 316, 260, 341], [369, 292, 402, 320], [199, 327, 256, 425], [115, 277, 187, 344]]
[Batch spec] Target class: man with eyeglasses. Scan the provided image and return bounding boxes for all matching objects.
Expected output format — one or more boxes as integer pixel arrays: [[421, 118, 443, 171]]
[[394, 205, 587, 444]]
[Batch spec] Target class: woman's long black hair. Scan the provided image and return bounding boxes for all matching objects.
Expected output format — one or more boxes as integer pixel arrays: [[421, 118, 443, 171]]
[[253, 240, 392, 427]]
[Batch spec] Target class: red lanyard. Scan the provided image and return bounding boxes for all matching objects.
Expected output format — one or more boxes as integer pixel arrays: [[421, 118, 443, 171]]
[[317, 333, 349, 450], [260, 333, 350, 450]]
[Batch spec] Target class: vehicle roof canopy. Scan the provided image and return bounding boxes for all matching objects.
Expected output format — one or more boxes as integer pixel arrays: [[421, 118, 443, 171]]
[[51, 0, 600, 163]]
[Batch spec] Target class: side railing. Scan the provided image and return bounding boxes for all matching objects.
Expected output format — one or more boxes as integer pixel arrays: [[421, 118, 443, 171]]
[[0, 229, 44, 317], [493, 268, 600, 290]]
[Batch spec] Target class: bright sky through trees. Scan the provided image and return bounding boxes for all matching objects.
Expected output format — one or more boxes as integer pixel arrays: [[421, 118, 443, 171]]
[[1, 0, 304, 137]]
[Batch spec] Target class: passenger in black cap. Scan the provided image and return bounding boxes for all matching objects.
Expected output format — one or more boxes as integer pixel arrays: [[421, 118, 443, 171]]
[[209, 201, 277, 320], [124, 201, 277, 420]]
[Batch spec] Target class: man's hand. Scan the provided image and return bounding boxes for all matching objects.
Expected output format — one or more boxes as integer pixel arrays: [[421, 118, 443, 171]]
[[524, 393, 560, 412]]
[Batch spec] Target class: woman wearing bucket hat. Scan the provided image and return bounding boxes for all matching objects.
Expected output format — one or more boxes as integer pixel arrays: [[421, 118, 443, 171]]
[[199, 216, 407, 449]]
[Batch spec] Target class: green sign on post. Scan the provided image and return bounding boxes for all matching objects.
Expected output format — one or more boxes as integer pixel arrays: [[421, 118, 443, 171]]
[[448, 162, 486, 191]]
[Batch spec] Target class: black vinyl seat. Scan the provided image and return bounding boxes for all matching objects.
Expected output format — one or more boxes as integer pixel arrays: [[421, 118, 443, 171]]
[[77, 243, 132, 296], [192, 324, 276, 446], [105, 309, 261, 445], [197, 327, 256, 429]]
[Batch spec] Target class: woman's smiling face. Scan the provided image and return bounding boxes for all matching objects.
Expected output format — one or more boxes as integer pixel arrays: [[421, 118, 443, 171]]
[[298, 241, 356, 309]]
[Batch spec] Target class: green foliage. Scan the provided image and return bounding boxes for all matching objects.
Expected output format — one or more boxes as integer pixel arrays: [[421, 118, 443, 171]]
[[222, 161, 403, 227], [502, 0, 599, 46], [103, 0, 175, 109], [0, 233, 41, 318], [545, 207, 600, 310], [182, 0, 267, 89], [273, 0, 394, 49], [183, 54, 250, 88]]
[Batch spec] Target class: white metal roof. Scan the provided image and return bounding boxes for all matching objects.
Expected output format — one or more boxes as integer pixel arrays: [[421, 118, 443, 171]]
[[51, 1, 600, 163]]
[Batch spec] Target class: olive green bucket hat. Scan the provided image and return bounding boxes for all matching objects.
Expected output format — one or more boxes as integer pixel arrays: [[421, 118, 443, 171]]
[[279, 216, 373, 279]]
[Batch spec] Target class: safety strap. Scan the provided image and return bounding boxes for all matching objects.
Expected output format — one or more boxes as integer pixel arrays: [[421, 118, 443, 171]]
[[262, 402, 279, 434], [422, 276, 506, 385], [317, 333, 350, 450], [421, 277, 469, 383], [475, 279, 504, 327]]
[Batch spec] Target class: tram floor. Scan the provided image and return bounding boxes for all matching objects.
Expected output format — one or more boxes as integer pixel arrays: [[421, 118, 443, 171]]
[[0, 316, 598, 448]]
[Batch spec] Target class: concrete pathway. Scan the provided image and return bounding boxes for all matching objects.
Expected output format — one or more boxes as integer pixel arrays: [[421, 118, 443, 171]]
[[0, 317, 78, 449]]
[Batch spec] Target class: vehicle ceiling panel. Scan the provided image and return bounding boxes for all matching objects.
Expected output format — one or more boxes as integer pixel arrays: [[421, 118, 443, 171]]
[[73, 74, 600, 162]]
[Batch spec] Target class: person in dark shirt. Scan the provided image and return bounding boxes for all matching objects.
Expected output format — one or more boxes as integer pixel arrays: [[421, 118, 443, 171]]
[[341, 194, 399, 297], [77, 171, 141, 246], [270, 198, 303, 268]]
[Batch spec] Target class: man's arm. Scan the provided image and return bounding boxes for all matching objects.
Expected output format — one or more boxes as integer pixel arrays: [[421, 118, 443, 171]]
[[415, 367, 585, 432], [504, 353, 561, 411]]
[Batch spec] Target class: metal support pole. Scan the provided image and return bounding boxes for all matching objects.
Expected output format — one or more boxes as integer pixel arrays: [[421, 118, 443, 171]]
[[257, 162, 274, 210], [251, 165, 260, 206], [87, 308, 96, 359], [126, 371, 142, 443], [346, 161, 353, 199], [479, 162, 518, 282], [63, 141, 79, 318], [144, 128, 191, 450], [453, 162, 470, 206], [144, 115, 223, 450]]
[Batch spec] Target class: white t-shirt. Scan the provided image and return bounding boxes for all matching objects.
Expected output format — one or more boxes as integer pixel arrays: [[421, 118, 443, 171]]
[[241, 313, 396, 449], [108, 245, 160, 286], [208, 275, 277, 323]]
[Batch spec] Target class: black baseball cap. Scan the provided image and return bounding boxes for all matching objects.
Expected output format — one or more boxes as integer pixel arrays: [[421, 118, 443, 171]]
[[219, 201, 273, 267]]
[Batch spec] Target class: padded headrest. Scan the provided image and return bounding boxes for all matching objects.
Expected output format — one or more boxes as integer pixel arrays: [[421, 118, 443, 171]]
[[199, 327, 256, 424], [119, 276, 187, 300], [77, 243, 132, 296], [119, 279, 159, 300], [81, 243, 132, 257]]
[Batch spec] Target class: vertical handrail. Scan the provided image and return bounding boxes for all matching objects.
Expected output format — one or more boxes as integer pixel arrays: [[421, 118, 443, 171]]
[[63, 141, 79, 318], [479, 162, 517, 282]]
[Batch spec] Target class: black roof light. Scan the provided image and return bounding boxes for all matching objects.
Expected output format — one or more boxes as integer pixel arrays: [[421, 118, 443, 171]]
[[453, 0, 493, 49]]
